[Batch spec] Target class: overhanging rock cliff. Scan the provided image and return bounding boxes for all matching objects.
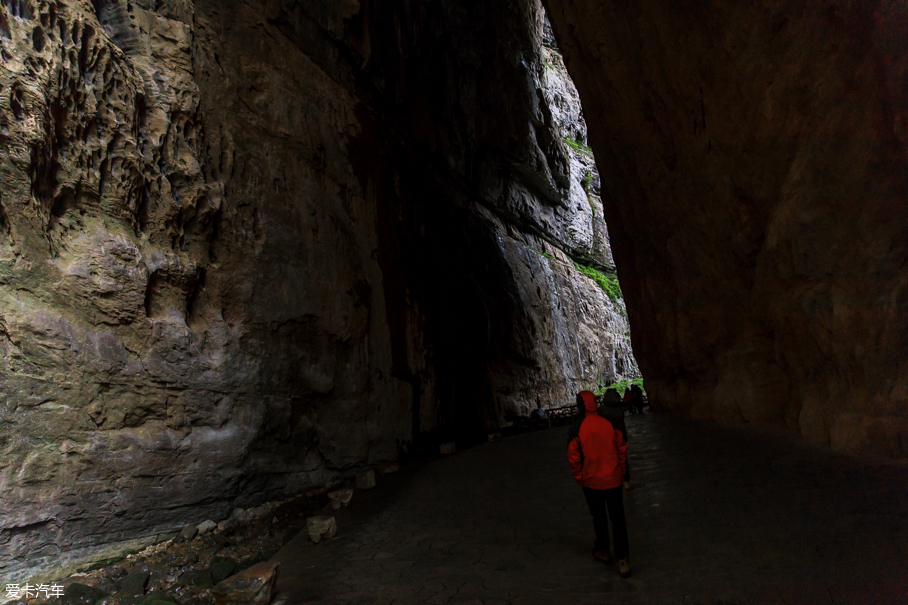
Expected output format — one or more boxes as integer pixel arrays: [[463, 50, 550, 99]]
[[545, 0, 908, 456]]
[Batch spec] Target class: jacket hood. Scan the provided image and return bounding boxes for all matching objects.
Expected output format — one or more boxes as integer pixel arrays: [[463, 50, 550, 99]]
[[577, 390, 598, 414]]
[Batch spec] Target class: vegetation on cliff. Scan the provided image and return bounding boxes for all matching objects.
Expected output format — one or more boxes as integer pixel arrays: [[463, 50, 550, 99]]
[[572, 261, 622, 302]]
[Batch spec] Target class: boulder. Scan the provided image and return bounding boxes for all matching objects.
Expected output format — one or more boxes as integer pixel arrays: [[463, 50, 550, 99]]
[[212, 562, 280, 605], [328, 488, 354, 510], [117, 572, 150, 596], [306, 516, 338, 543], [62, 583, 108, 605], [247, 505, 268, 519], [178, 569, 214, 589], [197, 519, 218, 535], [176, 525, 198, 542], [217, 519, 238, 533], [209, 557, 240, 584]]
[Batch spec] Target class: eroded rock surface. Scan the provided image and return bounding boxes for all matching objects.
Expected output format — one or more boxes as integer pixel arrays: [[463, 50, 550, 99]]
[[545, 0, 908, 455], [0, 0, 635, 579]]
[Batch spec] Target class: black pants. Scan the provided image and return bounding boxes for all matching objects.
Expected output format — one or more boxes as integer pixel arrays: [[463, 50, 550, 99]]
[[582, 485, 629, 559]]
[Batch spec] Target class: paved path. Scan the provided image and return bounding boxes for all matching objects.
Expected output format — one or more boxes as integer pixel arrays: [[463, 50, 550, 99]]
[[274, 414, 908, 604]]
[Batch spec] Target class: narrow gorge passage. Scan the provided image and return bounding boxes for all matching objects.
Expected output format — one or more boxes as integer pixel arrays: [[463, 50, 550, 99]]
[[1, 0, 907, 602]]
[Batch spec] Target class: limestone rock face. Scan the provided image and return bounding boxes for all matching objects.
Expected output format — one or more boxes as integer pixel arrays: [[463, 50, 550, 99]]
[[0, 0, 635, 579], [545, 0, 908, 455]]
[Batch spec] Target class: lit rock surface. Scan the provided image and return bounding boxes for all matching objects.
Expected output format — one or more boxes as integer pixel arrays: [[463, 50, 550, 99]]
[[546, 0, 908, 455], [0, 0, 635, 579]]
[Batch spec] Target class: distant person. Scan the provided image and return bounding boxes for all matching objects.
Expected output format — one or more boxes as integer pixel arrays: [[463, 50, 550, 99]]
[[623, 387, 634, 414], [600, 388, 632, 490], [631, 384, 645, 415], [567, 390, 632, 578]]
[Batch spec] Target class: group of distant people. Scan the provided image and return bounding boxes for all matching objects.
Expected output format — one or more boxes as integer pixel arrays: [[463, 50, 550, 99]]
[[623, 384, 646, 414], [566, 383, 646, 580]]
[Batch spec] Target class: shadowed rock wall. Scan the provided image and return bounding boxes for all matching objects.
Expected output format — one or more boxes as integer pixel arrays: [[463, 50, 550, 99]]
[[545, 0, 908, 456], [0, 0, 635, 579]]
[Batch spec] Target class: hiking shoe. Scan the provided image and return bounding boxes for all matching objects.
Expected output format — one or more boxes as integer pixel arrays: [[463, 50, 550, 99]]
[[617, 557, 632, 578], [623, 481, 632, 490], [592, 548, 613, 564]]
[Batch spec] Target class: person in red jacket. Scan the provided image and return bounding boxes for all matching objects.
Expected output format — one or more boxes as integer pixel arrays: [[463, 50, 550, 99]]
[[568, 390, 631, 578]]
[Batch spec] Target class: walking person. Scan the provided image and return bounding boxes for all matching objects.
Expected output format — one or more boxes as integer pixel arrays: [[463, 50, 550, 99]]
[[623, 386, 634, 415], [631, 384, 645, 415], [568, 390, 632, 578]]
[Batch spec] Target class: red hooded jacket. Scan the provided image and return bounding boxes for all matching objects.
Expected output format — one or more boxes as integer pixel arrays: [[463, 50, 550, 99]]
[[567, 391, 627, 489]]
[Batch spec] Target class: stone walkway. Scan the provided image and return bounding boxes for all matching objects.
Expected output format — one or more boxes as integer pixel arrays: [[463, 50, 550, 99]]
[[273, 414, 908, 604]]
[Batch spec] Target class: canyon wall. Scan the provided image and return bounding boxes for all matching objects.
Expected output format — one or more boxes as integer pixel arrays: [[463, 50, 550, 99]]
[[0, 0, 635, 579], [545, 0, 908, 457]]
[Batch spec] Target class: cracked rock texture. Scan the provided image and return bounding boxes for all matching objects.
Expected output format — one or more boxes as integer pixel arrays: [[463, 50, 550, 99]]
[[0, 0, 635, 579], [546, 0, 908, 456]]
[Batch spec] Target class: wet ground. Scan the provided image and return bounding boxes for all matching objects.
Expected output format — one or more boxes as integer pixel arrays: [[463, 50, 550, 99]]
[[274, 413, 908, 604]]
